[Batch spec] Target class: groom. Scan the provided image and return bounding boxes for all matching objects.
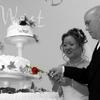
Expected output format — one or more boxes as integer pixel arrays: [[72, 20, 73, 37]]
[[49, 5, 100, 100]]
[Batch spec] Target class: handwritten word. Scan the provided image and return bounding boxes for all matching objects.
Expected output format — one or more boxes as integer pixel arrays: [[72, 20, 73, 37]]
[[0, 5, 44, 27]]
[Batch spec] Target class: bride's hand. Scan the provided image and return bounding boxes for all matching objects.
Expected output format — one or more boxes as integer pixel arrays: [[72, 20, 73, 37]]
[[48, 66, 63, 79], [48, 67, 63, 83], [58, 77, 72, 86]]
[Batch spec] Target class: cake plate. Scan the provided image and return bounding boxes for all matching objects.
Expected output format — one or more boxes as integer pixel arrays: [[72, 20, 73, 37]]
[[5, 35, 36, 57], [0, 71, 41, 79], [0, 71, 41, 89]]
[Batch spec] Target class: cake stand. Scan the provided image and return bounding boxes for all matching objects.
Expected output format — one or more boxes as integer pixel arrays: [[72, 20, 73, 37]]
[[5, 35, 36, 57], [3, 35, 41, 89]]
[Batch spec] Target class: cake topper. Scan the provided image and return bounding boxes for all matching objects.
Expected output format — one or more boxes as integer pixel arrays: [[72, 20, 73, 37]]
[[19, 15, 36, 28]]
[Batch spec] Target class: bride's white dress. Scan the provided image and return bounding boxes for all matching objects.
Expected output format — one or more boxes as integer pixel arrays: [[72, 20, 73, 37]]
[[58, 57, 89, 100], [62, 85, 88, 100]]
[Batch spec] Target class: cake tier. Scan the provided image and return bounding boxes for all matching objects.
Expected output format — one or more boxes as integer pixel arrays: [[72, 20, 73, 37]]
[[0, 55, 41, 89], [0, 55, 41, 78], [0, 55, 30, 73], [5, 35, 36, 46], [0, 92, 60, 100], [7, 23, 34, 37]]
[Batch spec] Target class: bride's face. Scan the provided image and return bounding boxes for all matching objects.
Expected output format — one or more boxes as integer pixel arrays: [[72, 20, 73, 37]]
[[62, 35, 82, 59]]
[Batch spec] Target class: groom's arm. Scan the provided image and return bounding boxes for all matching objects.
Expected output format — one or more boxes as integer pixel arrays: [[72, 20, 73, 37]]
[[63, 66, 88, 84]]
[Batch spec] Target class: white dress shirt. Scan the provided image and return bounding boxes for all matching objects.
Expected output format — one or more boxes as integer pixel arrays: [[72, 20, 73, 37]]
[[97, 42, 100, 50]]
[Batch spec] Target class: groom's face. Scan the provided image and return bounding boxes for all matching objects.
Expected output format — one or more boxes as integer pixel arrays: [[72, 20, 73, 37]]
[[84, 8, 100, 40]]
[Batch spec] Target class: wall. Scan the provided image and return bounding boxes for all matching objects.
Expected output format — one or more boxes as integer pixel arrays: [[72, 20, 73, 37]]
[[0, 0, 99, 90]]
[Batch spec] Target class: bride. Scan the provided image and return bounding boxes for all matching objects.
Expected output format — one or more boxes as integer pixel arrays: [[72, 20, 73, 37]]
[[49, 28, 90, 100]]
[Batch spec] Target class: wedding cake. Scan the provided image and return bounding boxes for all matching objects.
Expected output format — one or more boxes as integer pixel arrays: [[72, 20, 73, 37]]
[[0, 16, 60, 100], [0, 55, 60, 100]]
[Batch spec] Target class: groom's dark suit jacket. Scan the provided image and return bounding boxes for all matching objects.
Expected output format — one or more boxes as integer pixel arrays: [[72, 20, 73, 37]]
[[64, 42, 100, 100]]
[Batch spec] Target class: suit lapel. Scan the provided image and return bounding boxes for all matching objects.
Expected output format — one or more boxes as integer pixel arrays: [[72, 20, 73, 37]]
[[90, 41, 99, 59], [88, 41, 100, 84]]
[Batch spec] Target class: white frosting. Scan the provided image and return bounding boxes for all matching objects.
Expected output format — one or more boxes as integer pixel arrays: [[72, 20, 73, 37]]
[[0, 92, 60, 100], [7, 22, 34, 37], [0, 55, 31, 73]]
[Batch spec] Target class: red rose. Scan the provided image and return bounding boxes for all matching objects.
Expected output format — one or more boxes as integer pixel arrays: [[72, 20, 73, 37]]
[[31, 67, 40, 74]]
